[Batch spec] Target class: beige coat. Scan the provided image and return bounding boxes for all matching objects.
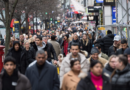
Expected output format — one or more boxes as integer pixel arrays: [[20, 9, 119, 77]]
[[88, 56, 108, 66], [61, 71, 85, 90], [60, 53, 90, 88], [49, 40, 61, 58]]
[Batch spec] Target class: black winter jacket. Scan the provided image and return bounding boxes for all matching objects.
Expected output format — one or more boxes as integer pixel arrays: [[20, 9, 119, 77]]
[[81, 39, 92, 54], [22, 47, 35, 68], [77, 72, 111, 90], [108, 45, 117, 57], [111, 64, 130, 90], [6, 47, 26, 74], [44, 43, 58, 62], [102, 34, 114, 54], [116, 47, 128, 55], [103, 63, 114, 77]]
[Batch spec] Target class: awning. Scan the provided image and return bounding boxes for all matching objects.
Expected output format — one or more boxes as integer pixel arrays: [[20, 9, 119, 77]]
[[71, 0, 85, 13]]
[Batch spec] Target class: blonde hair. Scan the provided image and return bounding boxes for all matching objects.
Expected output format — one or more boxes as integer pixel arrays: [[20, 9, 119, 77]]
[[108, 55, 117, 62], [82, 34, 89, 46], [24, 40, 30, 48]]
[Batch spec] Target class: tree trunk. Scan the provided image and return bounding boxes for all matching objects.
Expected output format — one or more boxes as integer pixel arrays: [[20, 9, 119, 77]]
[[26, 13, 29, 34], [5, 1, 11, 55]]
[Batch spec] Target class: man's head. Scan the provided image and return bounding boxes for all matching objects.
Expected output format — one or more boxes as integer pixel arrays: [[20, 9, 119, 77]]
[[94, 44, 101, 53], [4, 56, 16, 75], [70, 43, 80, 57], [35, 36, 42, 46], [107, 30, 112, 34], [20, 34, 24, 41], [37, 31, 40, 35], [113, 35, 121, 47], [51, 35, 56, 41], [124, 48, 130, 64], [121, 39, 128, 50], [36, 50, 47, 66], [79, 31, 83, 36], [91, 47, 99, 60], [73, 34, 78, 40], [13, 41, 20, 51], [43, 37, 48, 44]]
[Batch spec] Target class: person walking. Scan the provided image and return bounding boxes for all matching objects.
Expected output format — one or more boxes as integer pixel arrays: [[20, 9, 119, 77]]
[[0, 56, 31, 90], [111, 55, 130, 90], [25, 50, 59, 90], [6, 41, 26, 74], [77, 60, 111, 90], [61, 59, 86, 90], [88, 47, 108, 66], [48, 35, 61, 58], [81, 34, 92, 54], [103, 55, 117, 77], [60, 43, 90, 88]]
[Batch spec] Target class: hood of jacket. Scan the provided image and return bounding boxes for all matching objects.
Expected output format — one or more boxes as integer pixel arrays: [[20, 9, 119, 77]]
[[107, 34, 114, 38], [36, 41, 46, 49], [11, 41, 22, 51]]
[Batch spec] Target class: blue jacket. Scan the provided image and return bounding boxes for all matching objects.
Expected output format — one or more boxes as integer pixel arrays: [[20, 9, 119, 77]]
[[25, 62, 60, 90]]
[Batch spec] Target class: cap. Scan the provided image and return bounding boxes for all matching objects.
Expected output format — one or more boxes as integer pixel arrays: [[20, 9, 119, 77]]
[[91, 47, 99, 54], [124, 48, 130, 55], [113, 35, 121, 41]]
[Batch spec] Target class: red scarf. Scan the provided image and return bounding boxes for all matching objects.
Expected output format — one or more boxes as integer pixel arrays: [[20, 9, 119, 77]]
[[64, 40, 68, 55]]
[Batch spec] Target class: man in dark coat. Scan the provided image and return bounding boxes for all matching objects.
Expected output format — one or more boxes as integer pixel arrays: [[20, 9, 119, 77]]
[[43, 37, 58, 62], [102, 30, 114, 54], [108, 35, 121, 56], [6, 41, 26, 74], [116, 39, 128, 55], [25, 50, 59, 90], [68, 34, 81, 52], [0, 56, 31, 90]]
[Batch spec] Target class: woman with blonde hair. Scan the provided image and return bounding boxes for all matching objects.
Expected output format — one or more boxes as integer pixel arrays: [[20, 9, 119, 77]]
[[103, 55, 117, 77], [23, 40, 35, 69], [81, 34, 92, 55]]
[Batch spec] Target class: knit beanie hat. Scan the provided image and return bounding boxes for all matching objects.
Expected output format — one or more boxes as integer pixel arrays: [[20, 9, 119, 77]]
[[91, 47, 99, 54], [4, 56, 16, 64], [124, 48, 130, 55]]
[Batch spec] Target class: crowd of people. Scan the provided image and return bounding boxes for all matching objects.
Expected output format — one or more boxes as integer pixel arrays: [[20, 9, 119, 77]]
[[0, 21, 130, 90]]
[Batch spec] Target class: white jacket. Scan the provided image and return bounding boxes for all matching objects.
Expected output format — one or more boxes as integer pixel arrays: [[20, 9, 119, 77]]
[[60, 53, 90, 88]]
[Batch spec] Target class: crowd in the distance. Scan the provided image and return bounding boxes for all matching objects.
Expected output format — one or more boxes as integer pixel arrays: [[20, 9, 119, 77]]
[[0, 22, 130, 90]]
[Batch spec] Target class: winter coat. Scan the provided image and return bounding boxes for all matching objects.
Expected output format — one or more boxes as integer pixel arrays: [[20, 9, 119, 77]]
[[116, 47, 128, 55], [44, 42, 58, 61], [60, 53, 90, 88], [81, 39, 92, 54], [108, 45, 116, 57], [68, 39, 81, 52], [102, 34, 114, 54], [76, 72, 111, 90], [48, 40, 61, 58], [111, 64, 130, 90], [100, 52, 109, 60], [103, 63, 114, 78], [25, 62, 60, 90], [6, 43, 26, 74], [61, 71, 85, 90], [95, 38, 104, 51], [87, 57, 108, 67], [22, 47, 35, 68], [0, 71, 31, 90]]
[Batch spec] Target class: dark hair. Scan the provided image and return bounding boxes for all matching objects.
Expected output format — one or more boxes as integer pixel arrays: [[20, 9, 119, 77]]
[[70, 42, 80, 49], [94, 44, 101, 49], [118, 55, 128, 66], [121, 39, 127, 44], [107, 30, 112, 34], [4, 56, 16, 64], [90, 60, 103, 68], [51, 35, 56, 40], [36, 36, 42, 41], [70, 59, 80, 68]]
